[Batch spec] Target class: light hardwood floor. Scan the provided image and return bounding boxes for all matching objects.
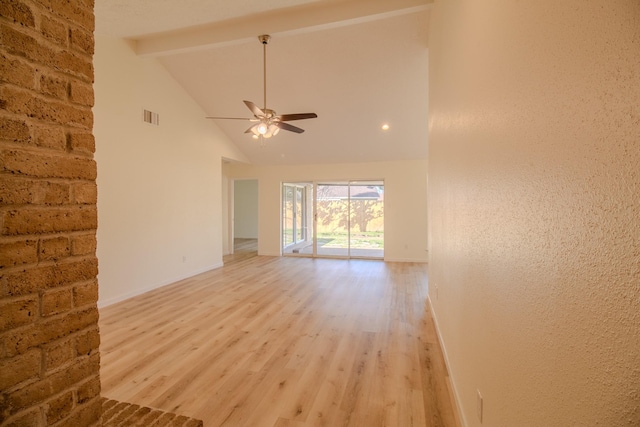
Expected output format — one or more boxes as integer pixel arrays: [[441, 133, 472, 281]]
[[99, 248, 460, 427]]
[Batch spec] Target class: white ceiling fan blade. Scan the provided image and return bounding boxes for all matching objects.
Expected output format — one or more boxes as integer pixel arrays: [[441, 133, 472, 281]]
[[276, 122, 305, 134], [278, 113, 318, 121], [244, 100, 265, 118], [206, 116, 251, 120]]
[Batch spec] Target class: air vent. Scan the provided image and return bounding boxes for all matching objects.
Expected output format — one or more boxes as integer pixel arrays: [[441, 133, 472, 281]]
[[143, 109, 159, 125]]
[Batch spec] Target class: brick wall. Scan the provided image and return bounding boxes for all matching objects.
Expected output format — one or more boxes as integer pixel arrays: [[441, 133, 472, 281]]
[[0, 0, 101, 425]]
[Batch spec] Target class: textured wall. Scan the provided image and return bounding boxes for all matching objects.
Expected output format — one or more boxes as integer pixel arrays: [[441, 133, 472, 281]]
[[0, 0, 102, 424], [427, 1, 640, 426]]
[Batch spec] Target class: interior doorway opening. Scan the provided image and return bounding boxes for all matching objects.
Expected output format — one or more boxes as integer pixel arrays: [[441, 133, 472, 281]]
[[233, 179, 258, 255]]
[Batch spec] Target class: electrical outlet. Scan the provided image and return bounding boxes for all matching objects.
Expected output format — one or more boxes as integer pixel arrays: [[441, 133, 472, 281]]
[[477, 389, 483, 423]]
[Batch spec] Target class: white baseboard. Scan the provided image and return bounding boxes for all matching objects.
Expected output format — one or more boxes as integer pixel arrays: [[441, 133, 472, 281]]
[[98, 262, 223, 308], [383, 257, 428, 263], [427, 296, 468, 427]]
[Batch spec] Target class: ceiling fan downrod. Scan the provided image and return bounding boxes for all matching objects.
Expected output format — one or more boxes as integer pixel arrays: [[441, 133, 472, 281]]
[[259, 35, 270, 110]]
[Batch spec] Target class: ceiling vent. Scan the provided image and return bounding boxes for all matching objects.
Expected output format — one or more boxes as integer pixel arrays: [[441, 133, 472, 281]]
[[143, 109, 159, 125]]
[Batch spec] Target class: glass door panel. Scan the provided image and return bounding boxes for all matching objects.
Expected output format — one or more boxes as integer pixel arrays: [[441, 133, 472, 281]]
[[282, 183, 313, 255], [349, 181, 384, 258], [295, 187, 304, 243], [316, 183, 350, 257], [282, 185, 294, 248]]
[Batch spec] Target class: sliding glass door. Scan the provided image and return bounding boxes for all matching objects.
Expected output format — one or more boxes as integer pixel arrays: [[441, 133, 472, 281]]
[[282, 181, 383, 259]]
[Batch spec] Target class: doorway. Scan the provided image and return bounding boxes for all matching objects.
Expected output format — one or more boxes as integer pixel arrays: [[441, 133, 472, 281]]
[[282, 180, 384, 259], [233, 179, 258, 254]]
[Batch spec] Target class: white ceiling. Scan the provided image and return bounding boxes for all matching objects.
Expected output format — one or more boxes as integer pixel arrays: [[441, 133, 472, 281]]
[[95, 0, 430, 165]]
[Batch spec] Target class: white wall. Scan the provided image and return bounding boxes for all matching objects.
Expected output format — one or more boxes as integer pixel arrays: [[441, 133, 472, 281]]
[[94, 36, 248, 307], [226, 160, 428, 261], [428, 1, 640, 426], [233, 179, 259, 239], [221, 163, 231, 255]]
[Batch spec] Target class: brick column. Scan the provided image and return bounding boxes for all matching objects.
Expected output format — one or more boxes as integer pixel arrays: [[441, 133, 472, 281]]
[[0, 0, 101, 425]]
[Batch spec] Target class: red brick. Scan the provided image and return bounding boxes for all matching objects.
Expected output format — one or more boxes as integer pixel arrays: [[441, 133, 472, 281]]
[[5, 307, 99, 356], [0, 0, 35, 27], [71, 181, 97, 204], [77, 375, 100, 404], [71, 233, 96, 255], [40, 14, 67, 46], [34, 126, 66, 150], [0, 238, 38, 268], [1, 23, 44, 61], [0, 176, 70, 205], [73, 280, 98, 307], [5, 354, 98, 415], [45, 0, 95, 32], [0, 408, 43, 426], [0, 116, 31, 144], [153, 412, 177, 425], [1, 149, 97, 180], [0, 24, 93, 83], [2, 205, 97, 236], [68, 80, 94, 107], [4, 257, 98, 297], [52, 49, 94, 82], [0, 86, 93, 128], [45, 390, 74, 423], [69, 26, 93, 55], [43, 337, 74, 372], [76, 327, 99, 356], [0, 52, 36, 89], [41, 288, 73, 316], [58, 395, 102, 426], [0, 295, 38, 333], [78, 0, 95, 10], [67, 131, 95, 154], [110, 403, 140, 425], [0, 349, 40, 390], [39, 73, 68, 101], [0, 0, 100, 422], [122, 406, 152, 425], [39, 236, 70, 261], [102, 401, 129, 422]]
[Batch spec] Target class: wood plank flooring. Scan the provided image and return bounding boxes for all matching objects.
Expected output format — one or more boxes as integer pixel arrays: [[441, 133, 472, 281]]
[[99, 249, 460, 427]]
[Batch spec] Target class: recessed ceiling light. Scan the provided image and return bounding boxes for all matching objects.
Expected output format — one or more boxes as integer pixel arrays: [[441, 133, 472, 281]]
[[382, 124, 390, 131]]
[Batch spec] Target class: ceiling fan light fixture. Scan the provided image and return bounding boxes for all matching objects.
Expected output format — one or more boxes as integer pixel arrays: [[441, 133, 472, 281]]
[[252, 122, 268, 135], [264, 124, 280, 139]]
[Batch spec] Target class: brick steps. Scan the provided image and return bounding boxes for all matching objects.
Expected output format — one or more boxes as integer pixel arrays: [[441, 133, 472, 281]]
[[101, 398, 203, 427]]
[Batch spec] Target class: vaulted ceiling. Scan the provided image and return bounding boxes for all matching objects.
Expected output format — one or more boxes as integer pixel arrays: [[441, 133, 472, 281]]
[[95, 0, 430, 165]]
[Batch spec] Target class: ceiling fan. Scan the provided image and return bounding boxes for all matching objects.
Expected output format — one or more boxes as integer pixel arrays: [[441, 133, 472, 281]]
[[206, 34, 317, 139]]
